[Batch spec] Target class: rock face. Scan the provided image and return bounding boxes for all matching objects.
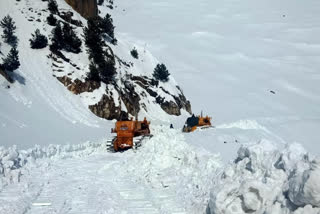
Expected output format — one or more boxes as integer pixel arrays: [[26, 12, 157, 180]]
[[89, 94, 127, 120], [64, 0, 97, 19], [57, 73, 192, 120], [0, 67, 14, 83], [57, 76, 100, 95]]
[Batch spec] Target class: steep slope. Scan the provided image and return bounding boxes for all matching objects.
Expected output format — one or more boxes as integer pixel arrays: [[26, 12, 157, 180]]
[[0, 0, 190, 148], [109, 0, 320, 154]]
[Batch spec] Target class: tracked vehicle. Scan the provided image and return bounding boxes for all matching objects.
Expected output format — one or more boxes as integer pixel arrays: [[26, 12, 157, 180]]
[[182, 112, 213, 132], [107, 117, 152, 152]]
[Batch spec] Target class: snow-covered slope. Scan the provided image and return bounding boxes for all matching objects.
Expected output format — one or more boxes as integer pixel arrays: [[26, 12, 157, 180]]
[[109, 0, 320, 155], [0, 0, 190, 148], [1, 128, 320, 214], [0, 0, 111, 148], [1, 0, 320, 213]]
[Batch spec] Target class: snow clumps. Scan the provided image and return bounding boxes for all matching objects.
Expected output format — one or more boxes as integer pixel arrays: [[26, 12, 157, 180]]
[[208, 140, 320, 214]]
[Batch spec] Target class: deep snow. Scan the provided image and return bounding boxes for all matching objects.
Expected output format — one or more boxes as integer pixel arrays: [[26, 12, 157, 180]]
[[109, 0, 320, 154], [1, 127, 320, 214], [1, 0, 320, 213]]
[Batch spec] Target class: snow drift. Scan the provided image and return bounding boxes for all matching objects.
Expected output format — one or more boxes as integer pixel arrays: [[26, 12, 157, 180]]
[[0, 140, 107, 191], [208, 140, 320, 214]]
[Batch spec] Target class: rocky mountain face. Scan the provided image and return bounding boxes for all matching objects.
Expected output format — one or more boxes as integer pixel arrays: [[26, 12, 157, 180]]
[[65, 0, 97, 18], [0, 0, 191, 122], [57, 71, 192, 121]]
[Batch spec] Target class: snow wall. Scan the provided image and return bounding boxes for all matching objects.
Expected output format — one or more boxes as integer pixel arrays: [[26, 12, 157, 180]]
[[208, 140, 320, 214]]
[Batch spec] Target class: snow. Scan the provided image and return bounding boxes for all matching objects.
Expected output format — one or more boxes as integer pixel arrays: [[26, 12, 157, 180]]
[[1, 0, 320, 213], [207, 140, 320, 214], [0, 0, 185, 148], [110, 0, 320, 154]]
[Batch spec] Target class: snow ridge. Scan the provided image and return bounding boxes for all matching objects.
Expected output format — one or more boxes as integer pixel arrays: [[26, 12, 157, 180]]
[[208, 140, 320, 214], [0, 140, 107, 191]]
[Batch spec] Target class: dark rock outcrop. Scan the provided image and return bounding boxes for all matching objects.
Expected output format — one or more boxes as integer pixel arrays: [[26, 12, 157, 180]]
[[0, 67, 14, 83], [65, 0, 97, 19], [89, 94, 127, 120], [56, 74, 191, 120], [57, 76, 100, 95], [132, 75, 192, 116]]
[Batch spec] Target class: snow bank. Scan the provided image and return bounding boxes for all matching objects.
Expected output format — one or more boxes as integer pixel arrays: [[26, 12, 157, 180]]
[[207, 140, 320, 214], [0, 141, 107, 191], [121, 126, 223, 213]]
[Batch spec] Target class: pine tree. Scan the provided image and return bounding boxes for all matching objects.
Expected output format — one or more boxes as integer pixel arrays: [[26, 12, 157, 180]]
[[0, 15, 18, 46], [101, 14, 115, 42], [98, 58, 116, 83], [86, 62, 101, 82], [49, 22, 63, 52], [48, 0, 59, 14], [153, 63, 170, 82], [84, 17, 104, 61], [47, 14, 57, 26], [62, 23, 82, 53], [2, 46, 20, 72], [83, 17, 116, 84], [30, 29, 48, 49], [130, 48, 138, 59]]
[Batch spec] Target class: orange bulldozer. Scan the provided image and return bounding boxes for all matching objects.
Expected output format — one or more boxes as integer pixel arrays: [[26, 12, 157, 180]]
[[107, 117, 152, 152], [182, 112, 213, 132]]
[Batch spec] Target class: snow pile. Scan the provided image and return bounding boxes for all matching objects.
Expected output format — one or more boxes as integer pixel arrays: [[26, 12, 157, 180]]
[[0, 140, 107, 191], [208, 140, 320, 214], [121, 126, 223, 213]]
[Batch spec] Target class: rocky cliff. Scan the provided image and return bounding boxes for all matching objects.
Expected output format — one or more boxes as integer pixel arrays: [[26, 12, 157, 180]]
[[65, 0, 97, 19]]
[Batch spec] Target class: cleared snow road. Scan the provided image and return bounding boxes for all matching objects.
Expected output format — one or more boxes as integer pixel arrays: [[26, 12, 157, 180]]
[[17, 154, 185, 214]]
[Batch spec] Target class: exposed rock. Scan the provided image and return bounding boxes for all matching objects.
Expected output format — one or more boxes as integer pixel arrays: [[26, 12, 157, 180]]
[[57, 76, 100, 95], [64, 0, 97, 19], [119, 82, 141, 118], [89, 94, 126, 120], [132, 75, 191, 116], [68, 79, 100, 94], [0, 67, 14, 83], [56, 74, 191, 120], [161, 101, 181, 116], [57, 76, 72, 87]]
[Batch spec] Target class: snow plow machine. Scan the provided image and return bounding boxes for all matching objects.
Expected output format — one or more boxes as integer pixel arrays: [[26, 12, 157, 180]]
[[182, 112, 213, 132], [107, 117, 152, 152]]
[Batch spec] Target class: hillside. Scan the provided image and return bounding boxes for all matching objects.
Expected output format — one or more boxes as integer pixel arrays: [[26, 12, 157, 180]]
[[1, 0, 320, 213], [0, 0, 190, 148]]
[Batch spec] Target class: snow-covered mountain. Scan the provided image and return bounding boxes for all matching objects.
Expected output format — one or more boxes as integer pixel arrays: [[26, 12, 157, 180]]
[[1, 0, 320, 213], [0, 0, 190, 148]]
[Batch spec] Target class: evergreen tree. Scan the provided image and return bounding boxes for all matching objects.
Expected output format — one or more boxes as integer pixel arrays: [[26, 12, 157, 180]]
[[29, 29, 48, 49], [62, 23, 82, 53], [86, 62, 101, 82], [48, 0, 59, 14], [153, 63, 170, 82], [49, 22, 63, 52], [47, 14, 57, 26], [98, 58, 116, 83], [97, 0, 104, 6], [84, 17, 104, 61], [2, 46, 20, 72], [101, 14, 115, 40], [83, 17, 116, 84], [0, 15, 17, 46], [130, 48, 138, 59]]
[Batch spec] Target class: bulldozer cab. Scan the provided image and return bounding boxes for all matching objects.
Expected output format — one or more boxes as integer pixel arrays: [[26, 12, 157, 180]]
[[182, 113, 212, 133], [108, 117, 151, 152]]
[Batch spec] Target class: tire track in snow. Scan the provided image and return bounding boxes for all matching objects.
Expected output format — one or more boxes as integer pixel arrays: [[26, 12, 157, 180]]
[[22, 154, 186, 214]]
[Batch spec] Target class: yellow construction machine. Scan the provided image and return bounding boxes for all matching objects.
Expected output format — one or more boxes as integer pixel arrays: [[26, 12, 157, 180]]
[[107, 117, 152, 152], [182, 112, 213, 132]]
